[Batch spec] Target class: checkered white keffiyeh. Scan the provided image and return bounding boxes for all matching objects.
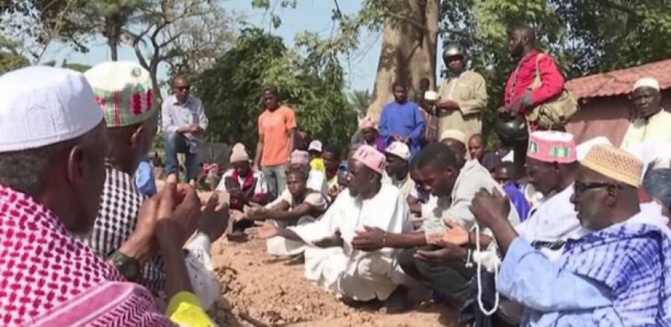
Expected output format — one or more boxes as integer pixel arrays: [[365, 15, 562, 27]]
[[0, 186, 171, 326], [80, 163, 165, 294]]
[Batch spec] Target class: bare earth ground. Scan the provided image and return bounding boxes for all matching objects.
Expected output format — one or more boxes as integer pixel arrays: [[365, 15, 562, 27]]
[[207, 237, 461, 327]]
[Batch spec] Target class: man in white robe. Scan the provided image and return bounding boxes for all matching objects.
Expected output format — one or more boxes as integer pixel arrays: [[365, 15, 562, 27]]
[[255, 145, 413, 312], [620, 77, 671, 150]]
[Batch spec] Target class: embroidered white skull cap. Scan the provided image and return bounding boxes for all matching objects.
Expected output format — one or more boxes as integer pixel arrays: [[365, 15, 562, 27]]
[[0, 66, 103, 152], [632, 77, 660, 92]]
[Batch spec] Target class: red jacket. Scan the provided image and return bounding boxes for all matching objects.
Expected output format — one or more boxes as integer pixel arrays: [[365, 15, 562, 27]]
[[504, 51, 565, 110]]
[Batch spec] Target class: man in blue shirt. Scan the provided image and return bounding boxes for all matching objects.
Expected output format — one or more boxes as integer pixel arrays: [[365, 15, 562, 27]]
[[471, 144, 671, 326], [379, 82, 425, 158], [135, 154, 157, 197]]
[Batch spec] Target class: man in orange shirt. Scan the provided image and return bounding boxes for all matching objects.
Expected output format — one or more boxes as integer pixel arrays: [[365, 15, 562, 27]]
[[254, 86, 297, 199]]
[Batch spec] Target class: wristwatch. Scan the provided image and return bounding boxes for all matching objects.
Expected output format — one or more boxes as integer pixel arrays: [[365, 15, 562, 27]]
[[108, 250, 141, 282]]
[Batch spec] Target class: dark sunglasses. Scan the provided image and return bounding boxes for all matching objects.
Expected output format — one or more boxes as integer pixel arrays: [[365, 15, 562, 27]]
[[574, 181, 622, 195], [175, 86, 191, 91]]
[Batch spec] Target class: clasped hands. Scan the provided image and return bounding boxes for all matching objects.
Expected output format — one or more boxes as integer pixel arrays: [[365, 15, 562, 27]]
[[131, 174, 230, 256]]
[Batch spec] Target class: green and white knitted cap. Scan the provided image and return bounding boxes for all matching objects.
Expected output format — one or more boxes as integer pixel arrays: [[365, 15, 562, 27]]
[[84, 61, 155, 127]]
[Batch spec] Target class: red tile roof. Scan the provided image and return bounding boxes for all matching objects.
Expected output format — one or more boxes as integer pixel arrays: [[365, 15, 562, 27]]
[[565, 59, 671, 100]]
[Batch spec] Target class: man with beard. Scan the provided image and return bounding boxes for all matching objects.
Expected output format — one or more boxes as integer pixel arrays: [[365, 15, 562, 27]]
[[470, 144, 671, 326], [254, 145, 413, 313], [620, 77, 671, 150], [0, 66, 215, 325], [83, 62, 230, 308], [436, 45, 488, 140], [379, 82, 425, 158], [500, 26, 567, 169]]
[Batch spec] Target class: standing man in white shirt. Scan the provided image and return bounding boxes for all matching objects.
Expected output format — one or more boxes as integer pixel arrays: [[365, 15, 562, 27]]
[[162, 75, 209, 182]]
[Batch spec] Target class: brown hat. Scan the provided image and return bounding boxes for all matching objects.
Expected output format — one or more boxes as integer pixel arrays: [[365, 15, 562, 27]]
[[580, 144, 643, 188]]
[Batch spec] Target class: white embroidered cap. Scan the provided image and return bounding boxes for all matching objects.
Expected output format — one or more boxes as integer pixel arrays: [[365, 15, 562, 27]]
[[632, 77, 660, 92], [0, 66, 103, 152], [385, 141, 411, 161]]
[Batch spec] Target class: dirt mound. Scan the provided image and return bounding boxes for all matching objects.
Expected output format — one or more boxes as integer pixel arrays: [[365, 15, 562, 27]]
[[208, 237, 460, 327]]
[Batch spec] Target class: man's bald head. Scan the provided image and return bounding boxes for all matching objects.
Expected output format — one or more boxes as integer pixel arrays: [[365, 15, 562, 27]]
[[172, 75, 191, 103], [514, 26, 535, 42], [508, 25, 536, 57]]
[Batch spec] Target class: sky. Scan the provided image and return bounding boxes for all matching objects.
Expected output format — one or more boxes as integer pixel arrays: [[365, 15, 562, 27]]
[[41, 0, 445, 92]]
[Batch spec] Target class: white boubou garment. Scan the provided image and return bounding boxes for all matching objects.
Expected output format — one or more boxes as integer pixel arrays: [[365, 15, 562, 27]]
[[289, 184, 413, 301]]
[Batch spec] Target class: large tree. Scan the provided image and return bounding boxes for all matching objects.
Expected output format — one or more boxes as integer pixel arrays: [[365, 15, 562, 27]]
[[193, 28, 357, 151], [365, 0, 439, 118], [125, 0, 238, 103]]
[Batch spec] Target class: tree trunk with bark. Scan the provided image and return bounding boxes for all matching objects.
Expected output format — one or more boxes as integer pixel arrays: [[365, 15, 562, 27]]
[[366, 0, 439, 119]]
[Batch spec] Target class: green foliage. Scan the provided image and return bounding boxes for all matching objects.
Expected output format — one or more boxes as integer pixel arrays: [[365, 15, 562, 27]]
[[61, 60, 92, 72], [193, 28, 356, 153], [439, 0, 671, 140], [0, 36, 29, 74], [348, 89, 371, 117]]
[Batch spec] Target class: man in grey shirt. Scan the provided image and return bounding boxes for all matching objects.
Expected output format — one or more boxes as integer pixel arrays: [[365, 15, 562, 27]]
[[162, 76, 209, 182]]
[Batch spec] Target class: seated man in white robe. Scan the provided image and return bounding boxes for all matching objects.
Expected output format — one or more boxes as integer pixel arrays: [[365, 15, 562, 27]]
[[240, 169, 328, 263], [255, 145, 414, 313], [265, 150, 329, 207]]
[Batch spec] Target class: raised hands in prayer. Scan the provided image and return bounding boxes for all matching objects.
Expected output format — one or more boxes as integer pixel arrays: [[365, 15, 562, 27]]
[[426, 221, 469, 247], [352, 226, 386, 251], [313, 230, 344, 248], [198, 192, 230, 241], [230, 209, 246, 222], [470, 188, 510, 230], [246, 202, 267, 220], [252, 221, 279, 239], [414, 244, 467, 264]]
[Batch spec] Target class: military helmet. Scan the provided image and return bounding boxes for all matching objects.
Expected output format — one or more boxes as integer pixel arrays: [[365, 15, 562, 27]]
[[443, 44, 465, 58]]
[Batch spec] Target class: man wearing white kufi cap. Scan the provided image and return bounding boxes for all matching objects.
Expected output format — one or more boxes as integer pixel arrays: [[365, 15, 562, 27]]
[[82, 60, 229, 315], [620, 76, 671, 150], [0, 66, 180, 325]]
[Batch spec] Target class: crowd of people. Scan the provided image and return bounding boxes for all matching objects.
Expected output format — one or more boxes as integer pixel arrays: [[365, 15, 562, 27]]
[[1, 24, 671, 327]]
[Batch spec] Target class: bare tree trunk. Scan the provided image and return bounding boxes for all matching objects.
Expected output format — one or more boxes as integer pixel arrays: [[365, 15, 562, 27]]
[[366, 0, 439, 119], [109, 42, 118, 61]]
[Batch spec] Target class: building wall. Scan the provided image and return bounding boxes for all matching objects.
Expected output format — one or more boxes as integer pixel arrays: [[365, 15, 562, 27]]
[[565, 91, 671, 146]]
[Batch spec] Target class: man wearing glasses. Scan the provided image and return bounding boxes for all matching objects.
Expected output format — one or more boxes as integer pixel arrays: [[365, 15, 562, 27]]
[[162, 75, 209, 182]]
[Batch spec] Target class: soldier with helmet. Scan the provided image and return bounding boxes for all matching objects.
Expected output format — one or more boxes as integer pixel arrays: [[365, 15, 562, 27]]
[[435, 44, 488, 141]]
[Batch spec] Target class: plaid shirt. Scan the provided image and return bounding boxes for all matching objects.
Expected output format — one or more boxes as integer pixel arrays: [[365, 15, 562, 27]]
[[80, 163, 165, 294]]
